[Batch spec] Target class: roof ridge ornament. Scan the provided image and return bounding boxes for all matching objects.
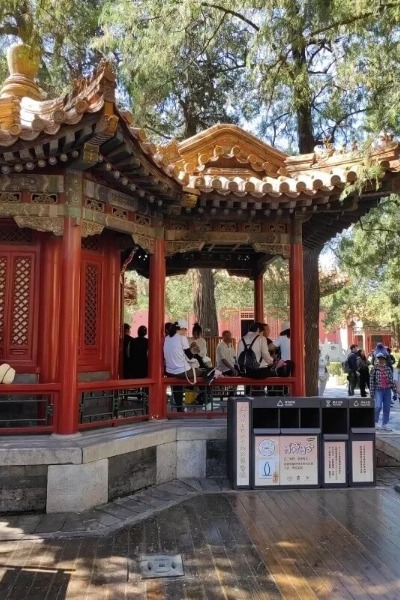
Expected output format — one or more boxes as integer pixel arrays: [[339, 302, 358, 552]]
[[0, 43, 42, 100]]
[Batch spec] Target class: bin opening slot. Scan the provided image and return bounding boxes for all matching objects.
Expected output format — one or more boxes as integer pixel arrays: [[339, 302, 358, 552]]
[[253, 407, 279, 429], [322, 408, 348, 434], [280, 408, 300, 429], [349, 408, 375, 429], [300, 408, 320, 429]]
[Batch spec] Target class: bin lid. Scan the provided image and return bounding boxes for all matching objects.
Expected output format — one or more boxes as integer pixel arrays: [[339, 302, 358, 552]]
[[253, 428, 280, 435], [323, 433, 349, 440], [281, 427, 321, 434], [350, 427, 376, 434]]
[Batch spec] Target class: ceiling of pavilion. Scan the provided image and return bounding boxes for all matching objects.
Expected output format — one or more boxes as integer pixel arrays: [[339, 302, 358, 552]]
[[0, 54, 400, 275]]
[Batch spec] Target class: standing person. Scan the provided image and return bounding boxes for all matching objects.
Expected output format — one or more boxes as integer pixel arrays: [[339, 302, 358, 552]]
[[370, 352, 396, 431], [347, 344, 359, 396], [318, 350, 329, 396], [393, 358, 400, 404], [216, 330, 237, 375], [123, 323, 133, 378], [357, 349, 370, 398], [130, 325, 149, 378]]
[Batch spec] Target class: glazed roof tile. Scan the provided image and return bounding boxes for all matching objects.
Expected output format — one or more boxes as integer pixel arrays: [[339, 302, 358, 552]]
[[0, 51, 399, 202]]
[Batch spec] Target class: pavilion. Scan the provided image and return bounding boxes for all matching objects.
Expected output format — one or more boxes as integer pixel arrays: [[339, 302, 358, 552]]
[[0, 43, 399, 437]]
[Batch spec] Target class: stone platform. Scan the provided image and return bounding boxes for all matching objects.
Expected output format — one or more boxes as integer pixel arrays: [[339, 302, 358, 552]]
[[0, 420, 226, 513]]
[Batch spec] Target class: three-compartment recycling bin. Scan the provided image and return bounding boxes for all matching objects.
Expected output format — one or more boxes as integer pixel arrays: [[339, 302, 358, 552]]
[[227, 396, 376, 489]]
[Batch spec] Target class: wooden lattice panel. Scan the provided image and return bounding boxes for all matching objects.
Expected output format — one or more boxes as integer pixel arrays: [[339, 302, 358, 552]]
[[0, 256, 7, 349], [82, 236, 100, 252], [84, 263, 100, 347], [0, 248, 38, 364], [0, 225, 32, 244], [11, 256, 32, 346]]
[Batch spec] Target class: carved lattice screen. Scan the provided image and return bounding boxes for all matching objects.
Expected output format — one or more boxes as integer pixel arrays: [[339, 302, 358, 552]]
[[0, 251, 37, 364], [79, 257, 103, 364]]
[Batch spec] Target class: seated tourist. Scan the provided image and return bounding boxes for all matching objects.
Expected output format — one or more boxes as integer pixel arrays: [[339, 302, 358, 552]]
[[274, 321, 294, 376], [237, 322, 273, 378], [216, 330, 237, 375], [189, 322, 208, 358], [130, 325, 148, 378], [164, 319, 215, 411]]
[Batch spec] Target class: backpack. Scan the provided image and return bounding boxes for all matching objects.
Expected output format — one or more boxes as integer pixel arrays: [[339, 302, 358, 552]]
[[238, 336, 260, 374], [342, 359, 350, 374]]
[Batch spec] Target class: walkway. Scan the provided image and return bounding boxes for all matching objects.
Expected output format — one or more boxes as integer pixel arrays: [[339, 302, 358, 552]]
[[1, 475, 400, 599]]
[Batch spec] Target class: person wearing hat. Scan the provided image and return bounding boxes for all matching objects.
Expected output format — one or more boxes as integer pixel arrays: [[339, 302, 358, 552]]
[[0, 363, 16, 384], [370, 352, 397, 431], [164, 319, 215, 411]]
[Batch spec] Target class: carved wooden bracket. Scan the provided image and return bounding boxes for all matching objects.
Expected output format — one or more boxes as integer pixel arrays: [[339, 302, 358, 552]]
[[14, 215, 64, 236]]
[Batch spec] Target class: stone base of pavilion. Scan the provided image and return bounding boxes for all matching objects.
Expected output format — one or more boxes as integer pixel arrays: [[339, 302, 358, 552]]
[[0, 417, 399, 514], [0, 420, 227, 514]]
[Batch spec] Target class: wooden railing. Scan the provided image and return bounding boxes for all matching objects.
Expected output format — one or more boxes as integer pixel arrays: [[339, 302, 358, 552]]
[[0, 383, 59, 434]]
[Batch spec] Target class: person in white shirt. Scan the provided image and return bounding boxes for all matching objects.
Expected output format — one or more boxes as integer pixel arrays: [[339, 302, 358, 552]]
[[164, 319, 216, 411], [216, 330, 237, 375], [189, 322, 208, 358], [273, 321, 295, 376], [237, 322, 273, 379]]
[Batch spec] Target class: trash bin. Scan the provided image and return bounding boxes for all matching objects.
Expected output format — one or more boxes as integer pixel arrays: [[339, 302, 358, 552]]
[[321, 398, 349, 487], [252, 397, 321, 489], [348, 398, 376, 486]]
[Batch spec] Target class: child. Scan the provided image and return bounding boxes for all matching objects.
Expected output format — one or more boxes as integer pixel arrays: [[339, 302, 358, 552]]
[[370, 352, 397, 431]]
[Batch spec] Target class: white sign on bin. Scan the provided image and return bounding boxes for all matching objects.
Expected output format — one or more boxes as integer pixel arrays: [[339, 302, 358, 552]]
[[254, 436, 280, 486], [352, 440, 374, 483], [279, 435, 319, 486], [235, 402, 250, 486], [324, 441, 346, 484]]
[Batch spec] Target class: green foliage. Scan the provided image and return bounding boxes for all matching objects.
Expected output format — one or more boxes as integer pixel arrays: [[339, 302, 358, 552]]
[[322, 195, 400, 336], [0, 0, 104, 94], [327, 362, 343, 377]]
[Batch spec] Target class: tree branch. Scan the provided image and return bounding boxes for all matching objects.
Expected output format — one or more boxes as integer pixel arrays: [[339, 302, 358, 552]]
[[200, 2, 259, 31], [308, 2, 400, 40]]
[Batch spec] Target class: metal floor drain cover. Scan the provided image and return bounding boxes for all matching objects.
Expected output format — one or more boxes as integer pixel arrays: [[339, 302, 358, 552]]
[[138, 554, 184, 579]]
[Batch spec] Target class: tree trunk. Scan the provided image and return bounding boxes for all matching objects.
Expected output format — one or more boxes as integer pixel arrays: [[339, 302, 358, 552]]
[[193, 269, 219, 336], [303, 247, 321, 396]]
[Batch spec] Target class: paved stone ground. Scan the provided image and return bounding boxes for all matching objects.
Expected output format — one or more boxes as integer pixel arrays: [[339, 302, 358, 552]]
[[1, 475, 400, 599]]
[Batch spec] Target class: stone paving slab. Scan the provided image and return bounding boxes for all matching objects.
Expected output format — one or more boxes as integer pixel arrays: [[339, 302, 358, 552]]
[[0, 470, 399, 543]]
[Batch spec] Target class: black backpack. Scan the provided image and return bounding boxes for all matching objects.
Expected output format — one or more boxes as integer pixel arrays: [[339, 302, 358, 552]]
[[238, 336, 260, 374]]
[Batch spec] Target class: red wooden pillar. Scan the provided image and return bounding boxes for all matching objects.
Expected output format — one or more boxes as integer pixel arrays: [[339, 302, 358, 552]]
[[38, 234, 62, 382], [148, 237, 166, 418], [107, 240, 121, 380], [254, 275, 264, 323], [290, 242, 305, 396], [55, 217, 81, 434]]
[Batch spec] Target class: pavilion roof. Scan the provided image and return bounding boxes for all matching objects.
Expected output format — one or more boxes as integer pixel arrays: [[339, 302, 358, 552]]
[[1, 52, 400, 261]]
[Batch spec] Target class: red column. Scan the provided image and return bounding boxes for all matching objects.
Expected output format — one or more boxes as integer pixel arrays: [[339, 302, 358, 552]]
[[290, 243, 305, 395], [107, 240, 121, 380], [254, 275, 264, 323], [38, 234, 61, 382], [55, 217, 81, 434], [148, 237, 166, 418]]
